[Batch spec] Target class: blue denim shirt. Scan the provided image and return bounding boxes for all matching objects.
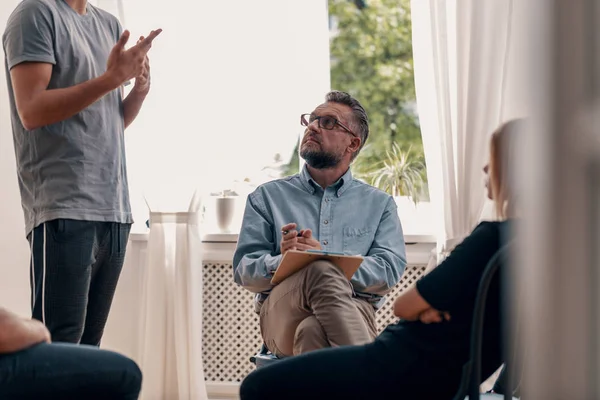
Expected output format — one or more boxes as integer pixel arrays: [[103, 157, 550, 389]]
[[233, 166, 407, 308]]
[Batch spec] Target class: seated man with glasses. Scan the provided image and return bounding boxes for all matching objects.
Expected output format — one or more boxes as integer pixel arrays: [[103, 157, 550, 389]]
[[0, 306, 142, 399], [233, 90, 407, 358]]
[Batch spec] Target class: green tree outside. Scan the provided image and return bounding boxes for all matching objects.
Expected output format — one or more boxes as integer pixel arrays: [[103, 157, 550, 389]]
[[283, 0, 426, 198], [283, 0, 426, 201]]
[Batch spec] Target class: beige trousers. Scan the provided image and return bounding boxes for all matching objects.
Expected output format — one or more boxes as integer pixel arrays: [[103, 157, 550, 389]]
[[259, 260, 378, 358]]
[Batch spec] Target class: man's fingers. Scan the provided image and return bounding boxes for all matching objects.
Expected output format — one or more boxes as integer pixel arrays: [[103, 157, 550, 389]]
[[283, 230, 298, 240], [281, 236, 298, 247], [140, 28, 162, 48], [139, 63, 148, 78], [297, 237, 318, 246], [301, 228, 313, 239], [116, 30, 130, 50], [282, 242, 297, 253], [294, 243, 313, 251], [129, 29, 161, 56], [281, 222, 296, 232]]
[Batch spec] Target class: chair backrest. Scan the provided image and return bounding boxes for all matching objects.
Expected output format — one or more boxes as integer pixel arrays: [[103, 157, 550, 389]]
[[453, 243, 516, 400]]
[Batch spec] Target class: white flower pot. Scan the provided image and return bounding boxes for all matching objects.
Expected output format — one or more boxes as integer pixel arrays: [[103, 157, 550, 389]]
[[215, 197, 236, 233]]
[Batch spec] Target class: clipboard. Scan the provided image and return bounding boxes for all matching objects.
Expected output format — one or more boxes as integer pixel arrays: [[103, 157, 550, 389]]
[[271, 249, 364, 285]]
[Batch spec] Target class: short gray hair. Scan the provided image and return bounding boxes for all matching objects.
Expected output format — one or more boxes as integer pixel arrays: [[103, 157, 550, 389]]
[[325, 90, 369, 158]]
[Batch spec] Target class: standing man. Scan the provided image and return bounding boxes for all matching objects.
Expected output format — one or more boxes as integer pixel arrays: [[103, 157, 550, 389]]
[[2, 0, 161, 345], [234, 91, 407, 357]]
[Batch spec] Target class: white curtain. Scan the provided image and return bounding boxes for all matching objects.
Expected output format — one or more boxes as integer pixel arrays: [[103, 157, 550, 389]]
[[411, 0, 520, 265], [137, 193, 207, 400]]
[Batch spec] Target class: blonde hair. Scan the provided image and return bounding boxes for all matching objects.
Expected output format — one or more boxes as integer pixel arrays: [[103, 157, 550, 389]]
[[489, 119, 524, 219]]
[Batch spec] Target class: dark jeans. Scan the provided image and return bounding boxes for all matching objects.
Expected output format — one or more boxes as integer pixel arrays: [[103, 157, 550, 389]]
[[0, 342, 141, 399], [28, 220, 131, 345], [240, 327, 462, 400]]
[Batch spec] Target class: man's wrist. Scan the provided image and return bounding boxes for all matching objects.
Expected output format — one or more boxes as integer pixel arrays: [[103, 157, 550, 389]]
[[131, 83, 150, 97], [100, 70, 125, 91]]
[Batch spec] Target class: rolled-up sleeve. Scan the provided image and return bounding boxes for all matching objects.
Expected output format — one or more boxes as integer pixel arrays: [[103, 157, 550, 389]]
[[351, 196, 407, 295]]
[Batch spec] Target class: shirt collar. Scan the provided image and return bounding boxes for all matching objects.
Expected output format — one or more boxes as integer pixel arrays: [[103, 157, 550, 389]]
[[299, 165, 353, 197]]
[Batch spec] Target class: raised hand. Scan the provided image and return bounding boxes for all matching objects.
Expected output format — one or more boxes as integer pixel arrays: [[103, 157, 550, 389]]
[[132, 36, 151, 94], [106, 28, 162, 88]]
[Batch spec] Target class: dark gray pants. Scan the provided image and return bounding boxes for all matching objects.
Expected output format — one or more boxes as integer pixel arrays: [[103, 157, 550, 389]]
[[0, 342, 142, 399], [28, 219, 131, 345]]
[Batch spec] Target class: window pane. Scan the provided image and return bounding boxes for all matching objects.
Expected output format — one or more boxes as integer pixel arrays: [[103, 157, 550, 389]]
[[327, 0, 431, 235], [327, 0, 427, 201]]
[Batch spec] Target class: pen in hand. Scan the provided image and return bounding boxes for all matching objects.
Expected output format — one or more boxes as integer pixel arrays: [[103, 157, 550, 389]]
[[282, 229, 302, 237]]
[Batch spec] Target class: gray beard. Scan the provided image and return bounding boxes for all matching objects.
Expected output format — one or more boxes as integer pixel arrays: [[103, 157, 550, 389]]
[[300, 148, 342, 169]]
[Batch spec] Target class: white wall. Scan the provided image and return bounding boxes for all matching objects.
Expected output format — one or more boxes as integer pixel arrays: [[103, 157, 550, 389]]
[[121, 0, 331, 219], [0, 0, 31, 316]]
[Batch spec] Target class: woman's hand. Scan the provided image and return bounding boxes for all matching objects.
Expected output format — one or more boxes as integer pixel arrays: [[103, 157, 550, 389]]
[[418, 308, 451, 324]]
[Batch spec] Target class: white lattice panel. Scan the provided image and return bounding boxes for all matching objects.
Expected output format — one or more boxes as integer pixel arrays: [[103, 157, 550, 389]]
[[203, 262, 261, 382], [375, 264, 427, 330], [202, 263, 427, 382]]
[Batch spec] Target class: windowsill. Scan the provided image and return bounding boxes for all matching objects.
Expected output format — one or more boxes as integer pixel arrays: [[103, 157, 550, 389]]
[[129, 230, 436, 266], [129, 231, 435, 244], [130, 197, 437, 244], [129, 196, 437, 265]]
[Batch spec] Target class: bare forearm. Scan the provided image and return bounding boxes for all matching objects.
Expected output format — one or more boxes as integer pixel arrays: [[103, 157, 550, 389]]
[[392, 286, 431, 319], [0, 308, 49, 354], [18, 73, 119, 131], [123, 88, 148, 128]]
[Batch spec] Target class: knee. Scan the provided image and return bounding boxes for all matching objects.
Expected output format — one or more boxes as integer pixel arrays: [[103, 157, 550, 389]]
[[111, 353, 143, 395], [305, 260, 345, 280], [294, 316, 327, 355], [128, 361, 142, 394], [125, 358, 143, 390], [295, 316, 324, 343]]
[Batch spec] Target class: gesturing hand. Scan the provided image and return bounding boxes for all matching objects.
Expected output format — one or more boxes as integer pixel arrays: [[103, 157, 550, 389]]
[[132, 36, 151, 94], [106, 28, 162, 88]]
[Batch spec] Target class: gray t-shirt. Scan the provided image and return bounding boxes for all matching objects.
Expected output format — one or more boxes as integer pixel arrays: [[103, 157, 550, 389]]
[[3, 0, 132, 236]]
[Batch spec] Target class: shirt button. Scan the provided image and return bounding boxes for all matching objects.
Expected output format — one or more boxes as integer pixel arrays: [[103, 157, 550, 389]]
[[324, 220, 329, 225], [323, 240, 328, 245], [325, 198, 330, 202]]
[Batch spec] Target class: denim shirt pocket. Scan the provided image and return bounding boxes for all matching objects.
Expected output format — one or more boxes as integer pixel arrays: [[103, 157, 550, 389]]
[[342, 226, 374, 255]]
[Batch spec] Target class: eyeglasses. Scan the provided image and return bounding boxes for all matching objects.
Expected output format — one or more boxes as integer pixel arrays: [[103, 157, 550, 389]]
[[300, 113, 357, 137]]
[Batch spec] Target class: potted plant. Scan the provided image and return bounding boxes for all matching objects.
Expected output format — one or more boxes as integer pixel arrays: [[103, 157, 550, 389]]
[[354, 143, 426, 205]]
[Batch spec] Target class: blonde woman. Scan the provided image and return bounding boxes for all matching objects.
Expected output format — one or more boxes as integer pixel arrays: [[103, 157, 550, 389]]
[[240, 119, 522, 400]]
